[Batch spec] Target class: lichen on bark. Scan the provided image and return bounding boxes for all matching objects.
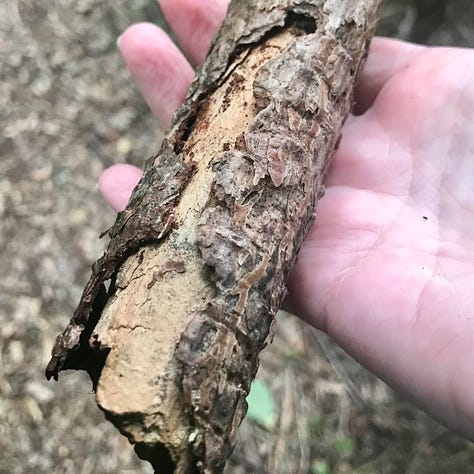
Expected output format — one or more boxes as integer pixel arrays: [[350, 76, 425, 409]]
[[46, 0, 381, 472]]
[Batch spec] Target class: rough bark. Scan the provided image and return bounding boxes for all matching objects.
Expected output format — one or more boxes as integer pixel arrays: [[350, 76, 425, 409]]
[[46, 0, 380, 472]]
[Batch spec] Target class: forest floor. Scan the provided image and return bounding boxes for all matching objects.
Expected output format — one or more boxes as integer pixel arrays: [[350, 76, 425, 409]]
[[1, 1, 474, 473]]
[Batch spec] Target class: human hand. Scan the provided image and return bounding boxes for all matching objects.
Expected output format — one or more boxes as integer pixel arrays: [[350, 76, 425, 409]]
[[99, 0, 474, 440]]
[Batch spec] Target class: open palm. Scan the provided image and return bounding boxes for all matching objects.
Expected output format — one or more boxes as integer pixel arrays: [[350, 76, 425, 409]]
[[99, 0, 474, 439]]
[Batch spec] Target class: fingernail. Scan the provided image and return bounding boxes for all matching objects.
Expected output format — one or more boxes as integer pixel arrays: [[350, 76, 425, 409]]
[[116, 35, 122, 48]]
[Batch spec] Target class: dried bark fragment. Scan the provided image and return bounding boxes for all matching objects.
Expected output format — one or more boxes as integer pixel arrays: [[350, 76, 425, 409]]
[[46, 0, 381, 472]]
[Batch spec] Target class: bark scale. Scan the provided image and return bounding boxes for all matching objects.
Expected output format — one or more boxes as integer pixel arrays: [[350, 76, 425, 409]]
[[46, 1, 380, 472]]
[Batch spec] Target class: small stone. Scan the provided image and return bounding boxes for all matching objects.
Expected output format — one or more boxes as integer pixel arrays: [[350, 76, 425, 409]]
[[31, 75, 52, 95], [116, 136, 132, 156], [68, 208, 88, 225], [13, 296, 41, 322], [108, 108, 136, 132], [8, 340, 24, 364], [26, 397, 44, 423], [31, 163, 53, 182], [58, 445, 69, 457], [26, 380, 54, 403]]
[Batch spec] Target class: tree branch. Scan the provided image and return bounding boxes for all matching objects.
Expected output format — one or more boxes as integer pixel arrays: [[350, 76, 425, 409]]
[[46, 1, 381, 472]]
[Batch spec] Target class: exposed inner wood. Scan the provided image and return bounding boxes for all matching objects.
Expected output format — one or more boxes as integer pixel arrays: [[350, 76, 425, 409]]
[[92, 30, 296, 464]]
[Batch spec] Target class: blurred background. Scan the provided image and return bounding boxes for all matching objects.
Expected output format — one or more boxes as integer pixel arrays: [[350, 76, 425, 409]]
[[1, 1, 474, 473]]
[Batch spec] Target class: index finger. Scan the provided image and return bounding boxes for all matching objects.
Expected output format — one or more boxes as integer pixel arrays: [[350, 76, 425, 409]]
[[158, 0, 230, 66]]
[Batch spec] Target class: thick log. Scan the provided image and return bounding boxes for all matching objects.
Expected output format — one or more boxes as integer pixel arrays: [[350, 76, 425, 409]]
[[46, 0, 380, 472]]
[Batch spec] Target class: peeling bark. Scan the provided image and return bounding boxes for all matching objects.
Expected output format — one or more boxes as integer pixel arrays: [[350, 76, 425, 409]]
[[46, 1, 380, 472]]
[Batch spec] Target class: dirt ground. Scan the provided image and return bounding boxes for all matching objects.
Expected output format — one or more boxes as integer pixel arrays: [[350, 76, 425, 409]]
[[1, 1, 474, 473]]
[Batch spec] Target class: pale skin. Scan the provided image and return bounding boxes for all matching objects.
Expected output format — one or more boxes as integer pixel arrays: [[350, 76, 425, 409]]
[[98, 0, 474, 440]]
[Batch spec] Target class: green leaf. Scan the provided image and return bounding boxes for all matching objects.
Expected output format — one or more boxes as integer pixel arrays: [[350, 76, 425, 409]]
[[246, 379, 276, 430], [335, 436, 355, 458], [312, 460, 330, 474], [307, 413, 323, 435]]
